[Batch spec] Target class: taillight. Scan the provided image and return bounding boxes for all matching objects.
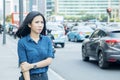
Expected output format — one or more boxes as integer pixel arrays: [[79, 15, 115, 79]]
[[105, 40, 120, 46], [79, 32, 83, 34]]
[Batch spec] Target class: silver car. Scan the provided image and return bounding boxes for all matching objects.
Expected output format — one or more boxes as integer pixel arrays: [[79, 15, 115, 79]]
[[46, 22, 66, 48]]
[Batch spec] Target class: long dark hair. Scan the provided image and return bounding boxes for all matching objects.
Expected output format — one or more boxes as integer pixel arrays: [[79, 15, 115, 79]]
[[16, 11, 46, 38]]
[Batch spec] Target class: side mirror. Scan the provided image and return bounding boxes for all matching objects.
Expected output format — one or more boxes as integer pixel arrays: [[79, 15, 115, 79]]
[[85, 35, 89, 38]]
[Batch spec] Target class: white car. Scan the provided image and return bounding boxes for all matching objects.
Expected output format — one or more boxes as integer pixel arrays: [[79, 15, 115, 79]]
[[46, 22, 66, 48]]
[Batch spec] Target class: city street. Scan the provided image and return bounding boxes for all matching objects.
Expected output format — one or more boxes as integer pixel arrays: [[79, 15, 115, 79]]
[[50, 40, 120, 80], [1, 0, 120, 80], [1, 34, 120, 80]]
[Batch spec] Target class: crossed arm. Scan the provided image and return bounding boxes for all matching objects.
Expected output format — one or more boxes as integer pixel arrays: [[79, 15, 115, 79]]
[[20, 57, 53, 80]]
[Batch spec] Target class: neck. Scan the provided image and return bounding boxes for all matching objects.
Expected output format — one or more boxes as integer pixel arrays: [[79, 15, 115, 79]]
[[30, 33, 40, 39], [30, 33, 40, 43]]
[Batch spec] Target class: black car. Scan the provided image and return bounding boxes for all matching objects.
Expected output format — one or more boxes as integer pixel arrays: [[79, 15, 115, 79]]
[[82, 27, 120, 69]]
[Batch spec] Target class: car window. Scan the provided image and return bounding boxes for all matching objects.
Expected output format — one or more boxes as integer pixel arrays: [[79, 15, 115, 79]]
[[99, 30, 107, 37], [90, 30, 100, 38], [72, 27, 78, 31], [109, 31, 120, 38], [78, 27, 93, 32], [47, 24, 64, 31]]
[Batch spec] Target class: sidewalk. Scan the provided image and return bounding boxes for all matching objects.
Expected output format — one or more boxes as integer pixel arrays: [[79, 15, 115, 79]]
[[0, 34, 65, 80]]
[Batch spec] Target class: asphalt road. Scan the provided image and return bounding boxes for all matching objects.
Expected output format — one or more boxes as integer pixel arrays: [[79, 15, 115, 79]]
[[1, 34, 120, 80], [50, 41, 120, 80]]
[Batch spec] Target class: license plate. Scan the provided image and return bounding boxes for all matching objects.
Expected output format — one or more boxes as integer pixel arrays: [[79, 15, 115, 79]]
[[86, 32, 90, 35], [54, 34, 58, 38]]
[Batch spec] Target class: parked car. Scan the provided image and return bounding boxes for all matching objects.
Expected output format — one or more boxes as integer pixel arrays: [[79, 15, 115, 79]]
[[12, 25, 18, 39], [0, 24, 3, 34], [46, 22, 66, 48], [107, 22, 120, 28], [47, 29, 56, 54], [67, 26, 93, 42], [7, 24, 13, 35], [82, 27, 120, 69], [6, 23, 18, 38]]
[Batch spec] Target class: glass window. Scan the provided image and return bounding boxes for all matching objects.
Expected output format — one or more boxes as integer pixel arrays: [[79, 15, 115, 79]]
[[90, 30, 100, 38], [109, 31, 120, 38], [72, 27, 78, 31], [99, 30, 107, 37]]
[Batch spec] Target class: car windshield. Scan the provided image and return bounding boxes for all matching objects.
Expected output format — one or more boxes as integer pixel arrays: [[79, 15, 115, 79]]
[[110, 31, 120, 38], [78, 27, 93, 32], [47, 24, 64, 31]]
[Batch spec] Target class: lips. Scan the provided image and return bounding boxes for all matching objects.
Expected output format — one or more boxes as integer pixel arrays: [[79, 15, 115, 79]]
[[37, 29, 42, 33]]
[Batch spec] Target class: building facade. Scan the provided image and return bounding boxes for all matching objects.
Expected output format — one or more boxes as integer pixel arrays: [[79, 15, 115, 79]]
[[55, 0, 119, 18], [2, 0, 120, 21]]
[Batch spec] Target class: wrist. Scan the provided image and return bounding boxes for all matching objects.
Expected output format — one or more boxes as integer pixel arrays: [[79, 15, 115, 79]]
[[31, 64, 37, 69], [30, 64, 34, 69]]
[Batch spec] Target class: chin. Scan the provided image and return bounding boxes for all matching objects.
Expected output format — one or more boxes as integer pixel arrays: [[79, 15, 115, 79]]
[[37, 31, 42, 34]]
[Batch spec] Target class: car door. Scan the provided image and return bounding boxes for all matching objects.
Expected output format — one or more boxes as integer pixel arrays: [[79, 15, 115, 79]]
[[68, 27, 78, 40], [86, 30, 101, 57]]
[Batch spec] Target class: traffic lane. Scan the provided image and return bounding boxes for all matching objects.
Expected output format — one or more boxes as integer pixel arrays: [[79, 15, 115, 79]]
[[50, 41, 120, 80]]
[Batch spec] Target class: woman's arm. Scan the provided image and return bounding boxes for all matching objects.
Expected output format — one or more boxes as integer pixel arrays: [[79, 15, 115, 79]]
[[20, 62, 31, 80], [22, 71, 30, 80], [31, 57, 53, 68], [20, 58, 53, 74]]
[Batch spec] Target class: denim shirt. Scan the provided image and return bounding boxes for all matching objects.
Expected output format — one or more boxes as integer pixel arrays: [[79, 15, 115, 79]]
[[17, 35, 54, 75]]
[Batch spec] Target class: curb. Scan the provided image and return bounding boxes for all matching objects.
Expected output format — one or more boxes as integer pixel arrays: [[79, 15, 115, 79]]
[[48, 68, 66, 80]]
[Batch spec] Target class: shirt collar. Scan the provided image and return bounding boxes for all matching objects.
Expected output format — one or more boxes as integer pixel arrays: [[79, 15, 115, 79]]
[[26, 34, 43, 42]]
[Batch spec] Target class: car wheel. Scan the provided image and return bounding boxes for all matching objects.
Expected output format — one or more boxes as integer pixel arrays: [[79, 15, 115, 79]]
[[54, 44, 57, 48], [61, 43, 65, 48], [68, 38, 71, 41], [82, 47, 89, 61], [98, 51, 108, 69], [67, 35, 71, 41], [74, 37, 78, 42]]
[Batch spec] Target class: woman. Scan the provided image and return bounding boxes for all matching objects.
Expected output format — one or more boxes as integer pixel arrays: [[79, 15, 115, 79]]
[[16, 11, 54, 80]]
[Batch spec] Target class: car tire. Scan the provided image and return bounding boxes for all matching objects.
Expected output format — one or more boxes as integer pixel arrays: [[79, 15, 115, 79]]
[[67, 35, 71, 41], [98, 51, 109, 69], [68, 38, 71, 41], [82, 47, 89, 61], [54, 44, 57, 48], [61, 43, 65, 48], [74, 37, 78, 42]]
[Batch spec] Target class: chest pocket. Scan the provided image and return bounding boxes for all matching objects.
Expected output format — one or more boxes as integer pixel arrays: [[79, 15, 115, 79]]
[[39, 47, 48, 58]]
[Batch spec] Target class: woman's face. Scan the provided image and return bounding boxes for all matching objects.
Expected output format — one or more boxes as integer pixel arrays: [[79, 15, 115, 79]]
[[28, 15, 44, 34]]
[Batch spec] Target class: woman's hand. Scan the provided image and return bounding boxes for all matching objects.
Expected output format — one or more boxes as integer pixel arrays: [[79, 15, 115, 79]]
[[20, 62, 33, 72]]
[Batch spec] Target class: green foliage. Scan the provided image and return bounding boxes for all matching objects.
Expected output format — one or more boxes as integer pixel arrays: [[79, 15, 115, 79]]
[[65, 16, 82, 22], [63, 13, 108, 22], [99, 14, 107, 22], [80, 14, 96, 21], [116, 18, 120, 22], [6, 14, 12, 22]]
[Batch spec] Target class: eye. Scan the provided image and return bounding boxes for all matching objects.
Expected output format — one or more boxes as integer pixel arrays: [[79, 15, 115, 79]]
[[35, 21, 39, 23], [41, 21, 44, 23]]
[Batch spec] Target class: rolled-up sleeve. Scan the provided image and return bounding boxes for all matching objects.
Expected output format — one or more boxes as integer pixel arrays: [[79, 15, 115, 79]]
[[47, 38, 54, 58], [17, 39, 27, 64]]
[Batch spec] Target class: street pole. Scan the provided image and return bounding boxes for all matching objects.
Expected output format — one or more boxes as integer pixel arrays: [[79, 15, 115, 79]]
[[3, 0, 6, 44], [19, 0, 23, 25], [29, 0, 33, 12], [119, 0, 120, 20], [108, 0, 111, 23]]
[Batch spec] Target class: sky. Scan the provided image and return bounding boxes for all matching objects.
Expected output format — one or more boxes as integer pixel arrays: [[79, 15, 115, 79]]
[[0, 0, 3, 20], [0, 0, 3, 10]]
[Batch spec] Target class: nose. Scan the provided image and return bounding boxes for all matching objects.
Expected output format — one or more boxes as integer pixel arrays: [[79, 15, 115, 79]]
[[38, 23, 44, 28]]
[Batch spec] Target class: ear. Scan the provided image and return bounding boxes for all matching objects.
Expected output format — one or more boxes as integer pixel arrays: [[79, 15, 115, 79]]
[[28, 24, 31, 28]]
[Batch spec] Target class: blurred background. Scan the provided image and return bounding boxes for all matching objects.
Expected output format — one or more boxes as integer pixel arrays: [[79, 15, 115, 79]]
[[1, 0, 120, 80]]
